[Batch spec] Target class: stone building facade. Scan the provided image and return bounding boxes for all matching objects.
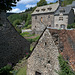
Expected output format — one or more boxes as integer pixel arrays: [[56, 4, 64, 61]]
[[0, 11, 30, 68], [27, 28, 60, 75], [54, 6, 74, 29], [32, 1, 75, 33], [32, 3, 59, 33]]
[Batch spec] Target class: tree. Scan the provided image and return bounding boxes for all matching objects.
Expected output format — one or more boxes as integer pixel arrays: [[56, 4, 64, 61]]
[[13, 19, 22, 26], [0, 0, 20, 11], [37, 0, 47, 7]]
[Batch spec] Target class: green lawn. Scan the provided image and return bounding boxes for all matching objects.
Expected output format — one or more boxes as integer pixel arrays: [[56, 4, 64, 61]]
[[16, 65, 27, 75]]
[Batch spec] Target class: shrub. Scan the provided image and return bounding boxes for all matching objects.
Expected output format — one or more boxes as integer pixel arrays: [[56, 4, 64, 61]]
[[67, 23, 75, 29], [15, 27, 21, 33], [13, 19, 22, 27], [27, 36, 40, 43], [0, 64, 12, 75], [58, 55, 75, 75], [25, 14, 31, 27]]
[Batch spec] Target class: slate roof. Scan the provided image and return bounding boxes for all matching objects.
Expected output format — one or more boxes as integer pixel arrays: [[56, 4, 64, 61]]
[[67, 1, 75, 8], [54, 6, 72, 15], [32, 3, 59, 15]]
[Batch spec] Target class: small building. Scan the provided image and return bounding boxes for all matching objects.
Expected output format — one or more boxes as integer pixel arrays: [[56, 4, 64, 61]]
[[31, 0, 75, 33], [54, 6, 74, 29]]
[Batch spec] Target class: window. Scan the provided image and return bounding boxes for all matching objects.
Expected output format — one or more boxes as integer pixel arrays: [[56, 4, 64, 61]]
[[41, 17, 43, 22], [48, 15, 50, 18], [56, 24, 58, 27], [35, 16, 37, 19], [35, 71, 41, 75], [41, 9, 45, 11], [60, 24, 65, 29], [60, 8, 65, 12], [45, 42, 47, 46], [59, 17, 63, 21], [47, 8, 52, 11], [36, 10, 39, 12], [48, 60, 50, 64]]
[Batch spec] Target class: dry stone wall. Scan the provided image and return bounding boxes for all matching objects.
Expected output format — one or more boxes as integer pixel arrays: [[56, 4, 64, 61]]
[[0, 11, 30, 68], [27, 29, 59, 75]]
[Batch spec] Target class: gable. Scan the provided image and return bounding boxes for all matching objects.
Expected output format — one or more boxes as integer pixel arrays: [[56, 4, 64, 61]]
[[27, 29, 59, 75]]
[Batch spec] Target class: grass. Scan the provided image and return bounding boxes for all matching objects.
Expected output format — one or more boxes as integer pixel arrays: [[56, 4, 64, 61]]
[[20, 32, 35, 37], [23, 25, 32, 29], [27, 36, 40, 43], [30, 45, 34, 51], [16, 65, 27, 75]]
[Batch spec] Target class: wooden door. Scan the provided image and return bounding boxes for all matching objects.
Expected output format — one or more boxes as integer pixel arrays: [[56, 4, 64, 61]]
[[41, 17, 43, 22]]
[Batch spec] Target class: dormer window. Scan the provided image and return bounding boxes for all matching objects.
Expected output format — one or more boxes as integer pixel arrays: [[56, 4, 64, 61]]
[[47, 8, 52, 11], [41, 9, 45, 11], [36, 10, 39, 12], [60, 8, 65, 12]]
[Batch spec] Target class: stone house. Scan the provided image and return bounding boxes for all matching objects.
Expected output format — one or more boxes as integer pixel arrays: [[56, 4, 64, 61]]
[[54, 6, 74, 29], [32, 1, 75, 33], [32, 3, 59, 34], [27, 28, 60, 75], [27, 27, 75, 75]]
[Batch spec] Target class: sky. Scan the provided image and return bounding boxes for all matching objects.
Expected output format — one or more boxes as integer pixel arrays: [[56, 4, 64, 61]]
[[7, 0, 58, 13]]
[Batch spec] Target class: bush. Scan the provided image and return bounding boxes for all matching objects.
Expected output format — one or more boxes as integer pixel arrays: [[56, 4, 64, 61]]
[[13, 19, 22, 27], [15, 27, 21, 33], [27, 36, 40, 43], [67, 23, 75, 29], [0, 64, 12, 75], [25, 14, 31, 27], [58, 55, 75, 75]]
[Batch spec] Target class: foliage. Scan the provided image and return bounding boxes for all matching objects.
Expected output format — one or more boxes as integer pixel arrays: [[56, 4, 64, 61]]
[[25, 7, 33, 12], [16, 65, 27, 75], [37, 0, 47, 7], [27, 36, 40, 43], [30, 45, 34, 51], [61, 0, 75, 6], [58, 55, 75, 75], [25, 14, 31, 27], [15, 27, 21, 34], [20, 32, 30, 37], [13, 19, 22, 26], [23, 25, 32, 29], [20, 32, 35, 37], [0, 0, 20, 11], [32, 6, 37, 12], [8, 13, 28, 24], [0, 64, 12, 75], [67, 23, 75, 29]]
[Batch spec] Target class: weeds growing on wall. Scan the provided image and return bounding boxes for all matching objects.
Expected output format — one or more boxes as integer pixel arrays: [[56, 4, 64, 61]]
[[0, 64, 12, 75], [58, 54, 75, 75]]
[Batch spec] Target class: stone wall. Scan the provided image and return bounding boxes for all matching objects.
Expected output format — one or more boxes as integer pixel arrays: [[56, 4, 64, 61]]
[[0, 11, 30, 68], [27, 29, 59, 75], [32, 13, 54, 33]]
